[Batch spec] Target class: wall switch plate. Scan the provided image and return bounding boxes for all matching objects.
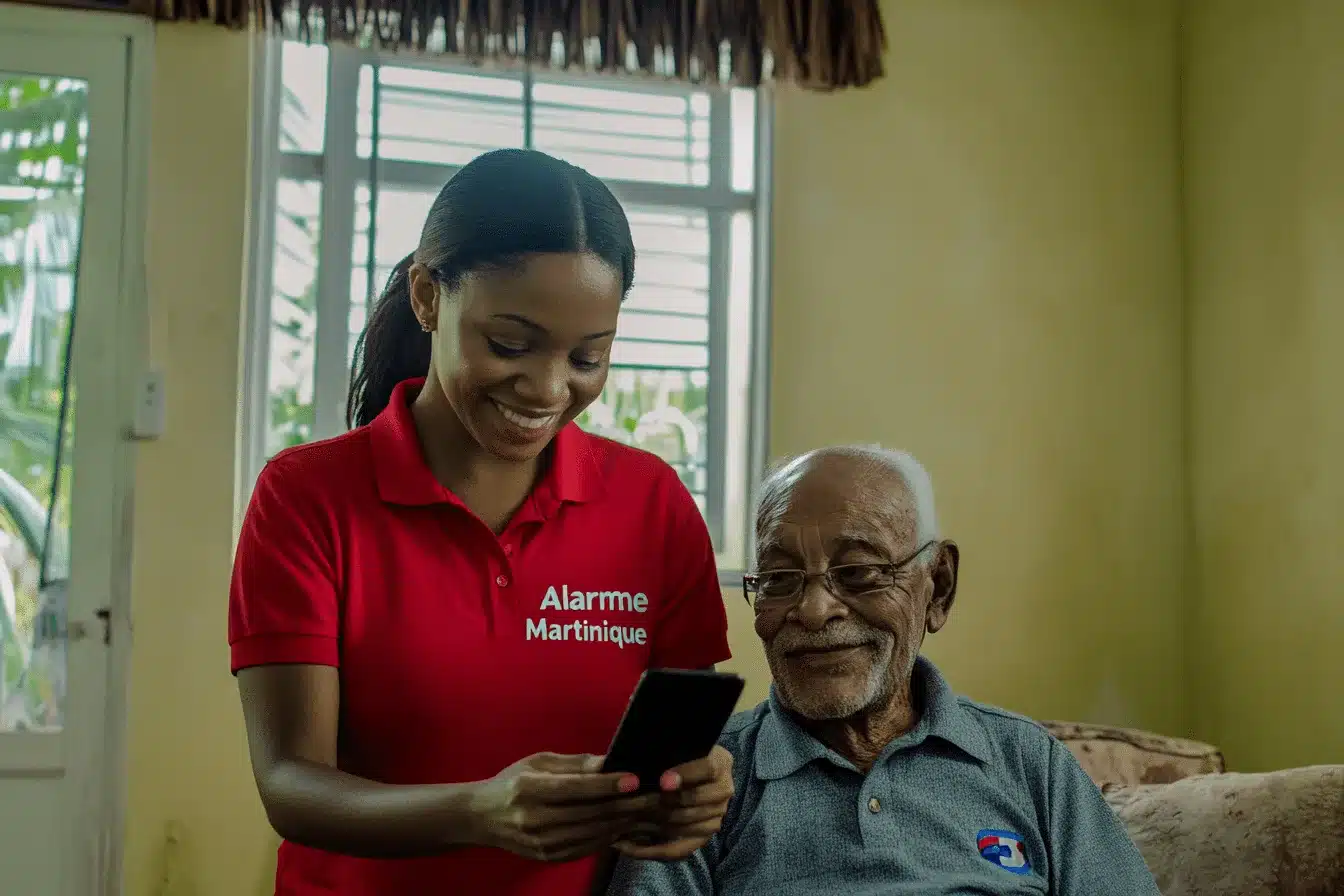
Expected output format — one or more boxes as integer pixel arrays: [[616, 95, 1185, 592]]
[[131, 369, 166, 439]]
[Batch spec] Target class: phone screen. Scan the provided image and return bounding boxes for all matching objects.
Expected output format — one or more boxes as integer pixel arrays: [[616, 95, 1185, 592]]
[[601, 668, 745, 792]]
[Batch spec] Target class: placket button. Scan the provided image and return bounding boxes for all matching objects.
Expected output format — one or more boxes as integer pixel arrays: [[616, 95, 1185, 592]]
[[868, 797, 881, 813], [496, 575, 509, 587], [503, 544, 513, 556]]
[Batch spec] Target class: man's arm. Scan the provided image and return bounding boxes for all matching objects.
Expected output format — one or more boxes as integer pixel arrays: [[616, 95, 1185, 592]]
[[1046, 739, 1161, 895], [604, 841, 717, 895]]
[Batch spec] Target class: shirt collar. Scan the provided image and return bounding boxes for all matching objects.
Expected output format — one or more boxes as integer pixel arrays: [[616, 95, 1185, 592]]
[[754, 656, 993, 781], [368, 377, 604, 509]]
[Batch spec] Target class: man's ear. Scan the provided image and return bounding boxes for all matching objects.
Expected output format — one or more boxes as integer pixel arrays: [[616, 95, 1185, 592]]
[[925, 540, 959, 634]]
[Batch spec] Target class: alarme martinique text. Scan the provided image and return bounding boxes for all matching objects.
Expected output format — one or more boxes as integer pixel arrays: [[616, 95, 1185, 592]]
[[525, 585, 649, 648]]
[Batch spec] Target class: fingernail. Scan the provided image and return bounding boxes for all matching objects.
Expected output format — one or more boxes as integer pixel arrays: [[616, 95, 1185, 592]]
[[660, 771, 681, 790], [618, 775, 639, 793]]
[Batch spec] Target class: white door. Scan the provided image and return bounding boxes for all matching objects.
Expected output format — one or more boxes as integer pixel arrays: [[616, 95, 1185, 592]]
[[0, 24, 134, 896]]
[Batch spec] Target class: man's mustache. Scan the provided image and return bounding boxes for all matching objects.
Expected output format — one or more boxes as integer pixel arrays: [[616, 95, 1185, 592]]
[[772, 621, 892, 654]]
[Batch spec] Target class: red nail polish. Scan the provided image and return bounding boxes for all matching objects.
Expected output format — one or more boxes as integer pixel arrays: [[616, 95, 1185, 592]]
[[661, 771, 680, 790], [618, 775, 639, 793]]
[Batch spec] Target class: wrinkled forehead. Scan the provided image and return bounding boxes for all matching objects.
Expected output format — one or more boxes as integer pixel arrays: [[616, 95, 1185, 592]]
[[755, 457, 918, 561]]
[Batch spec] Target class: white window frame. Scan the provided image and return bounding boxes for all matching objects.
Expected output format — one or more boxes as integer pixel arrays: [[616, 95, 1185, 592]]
[[241, 38, 774, 578]]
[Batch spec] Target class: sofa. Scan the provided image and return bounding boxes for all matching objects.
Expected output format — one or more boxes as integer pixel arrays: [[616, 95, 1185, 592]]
[[1043, 721, 1344, 896]]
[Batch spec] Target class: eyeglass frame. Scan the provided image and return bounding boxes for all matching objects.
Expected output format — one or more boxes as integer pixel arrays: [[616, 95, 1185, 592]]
[[742, 540, 941, 611]]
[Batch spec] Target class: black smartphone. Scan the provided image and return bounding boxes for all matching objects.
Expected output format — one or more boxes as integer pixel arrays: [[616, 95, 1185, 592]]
[[600, 668, 746, 792]]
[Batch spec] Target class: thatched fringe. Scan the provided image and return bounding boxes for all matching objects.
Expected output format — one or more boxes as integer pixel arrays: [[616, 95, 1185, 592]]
[[149, 0, 888, 90]]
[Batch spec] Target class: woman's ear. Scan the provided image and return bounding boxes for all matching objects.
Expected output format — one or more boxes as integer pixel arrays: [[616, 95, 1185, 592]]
[[408, 263, 439, 331], [924, 541, 960, 634]]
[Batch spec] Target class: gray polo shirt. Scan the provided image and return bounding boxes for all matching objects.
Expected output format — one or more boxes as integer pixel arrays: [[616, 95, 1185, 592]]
[[608, 657, 1159, 895]]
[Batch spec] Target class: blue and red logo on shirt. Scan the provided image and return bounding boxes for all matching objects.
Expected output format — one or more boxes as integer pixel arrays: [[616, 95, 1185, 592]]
[[976, 829, 1031, 874]]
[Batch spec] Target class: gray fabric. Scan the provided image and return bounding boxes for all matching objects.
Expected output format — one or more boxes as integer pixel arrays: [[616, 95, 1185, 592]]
[[607, 657, 1160, 896]]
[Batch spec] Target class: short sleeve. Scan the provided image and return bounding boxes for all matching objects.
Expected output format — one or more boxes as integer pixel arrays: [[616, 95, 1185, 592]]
[[649, 471, 731, 669], [1046, 738, 1162, 895], [228, 458, 341, 673]]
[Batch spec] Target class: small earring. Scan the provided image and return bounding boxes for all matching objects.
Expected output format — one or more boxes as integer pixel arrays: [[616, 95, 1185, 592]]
[[419, 319, 433, 333]]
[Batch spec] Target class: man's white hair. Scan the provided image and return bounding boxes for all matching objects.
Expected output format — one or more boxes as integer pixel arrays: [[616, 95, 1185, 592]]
[[860, 445, 939, 544], [758, 444, 940, 544]]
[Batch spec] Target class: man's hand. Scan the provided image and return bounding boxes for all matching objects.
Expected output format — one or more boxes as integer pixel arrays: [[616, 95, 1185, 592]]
[[613, 745, 734, 861]]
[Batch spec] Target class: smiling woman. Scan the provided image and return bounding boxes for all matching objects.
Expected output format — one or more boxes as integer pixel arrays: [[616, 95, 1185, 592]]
[[229, 149, 737, 896], [347, 150, 633, 467]]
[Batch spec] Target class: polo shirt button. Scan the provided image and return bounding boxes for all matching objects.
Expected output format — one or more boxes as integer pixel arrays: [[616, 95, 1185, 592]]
[[503, 544, 513, 555], [868, 796, 881, 813], [496, 575, 509, 587]]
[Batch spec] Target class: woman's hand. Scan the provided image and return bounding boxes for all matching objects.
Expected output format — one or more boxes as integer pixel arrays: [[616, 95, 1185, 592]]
[[612, 745, 735, 861], [468, 752, 662, 863]]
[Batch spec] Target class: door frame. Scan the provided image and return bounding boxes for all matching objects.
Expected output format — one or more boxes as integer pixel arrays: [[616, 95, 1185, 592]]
[[0, 5, 152, 895]]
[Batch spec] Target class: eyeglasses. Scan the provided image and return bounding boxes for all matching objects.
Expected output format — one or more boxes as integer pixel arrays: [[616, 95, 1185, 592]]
[[742, 541, 938, 611]]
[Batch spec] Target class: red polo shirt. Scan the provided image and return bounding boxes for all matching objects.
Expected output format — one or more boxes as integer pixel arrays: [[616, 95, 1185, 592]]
[[229, 378, 731, 895]]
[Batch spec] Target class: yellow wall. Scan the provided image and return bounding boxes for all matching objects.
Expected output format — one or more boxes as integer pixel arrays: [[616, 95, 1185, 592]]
[[123, 26, 270, 896], [732, 0, 1190, 735], [120, 1, 1338, 893], [1183, 0, 1344, 771]]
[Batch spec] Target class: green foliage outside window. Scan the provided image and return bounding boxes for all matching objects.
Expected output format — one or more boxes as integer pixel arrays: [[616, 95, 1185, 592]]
[[0, 74, 85, 729]]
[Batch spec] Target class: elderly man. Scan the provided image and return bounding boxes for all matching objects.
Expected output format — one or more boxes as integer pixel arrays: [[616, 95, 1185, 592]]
[[609, 446, 1160, 895]]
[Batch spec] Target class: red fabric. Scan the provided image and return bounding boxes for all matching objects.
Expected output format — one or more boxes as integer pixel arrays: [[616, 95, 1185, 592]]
[[228, 378, 731, 896]]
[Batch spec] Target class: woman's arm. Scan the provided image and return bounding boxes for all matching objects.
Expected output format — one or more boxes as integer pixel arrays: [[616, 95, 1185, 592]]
[[239, 664, 482, 858], [239, 664, 660, 861]]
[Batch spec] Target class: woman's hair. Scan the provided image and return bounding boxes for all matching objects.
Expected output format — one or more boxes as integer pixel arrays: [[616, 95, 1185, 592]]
[[346, 148, 637, 428]]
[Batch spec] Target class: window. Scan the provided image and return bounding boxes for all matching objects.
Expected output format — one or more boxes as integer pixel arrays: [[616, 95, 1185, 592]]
[[243, 41, 773, 574]]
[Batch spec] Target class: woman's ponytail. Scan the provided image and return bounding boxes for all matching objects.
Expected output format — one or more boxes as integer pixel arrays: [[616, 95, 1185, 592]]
[[346, 252, 429, 428]]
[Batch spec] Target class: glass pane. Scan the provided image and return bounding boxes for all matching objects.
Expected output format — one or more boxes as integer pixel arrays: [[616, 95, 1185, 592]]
[[578, 203, 712, 503], [532, 80, 710, 187], [350, 184, 438, 367], [267, 179, 320, 455], [719, 212, 756, 569], [0, 73, 88, 733], [577, 367, 709, 505], [617, 207, 711, 370], [730, 89, 756, 193], [357, 65, 524, 164], [278, 41, 328, 155]]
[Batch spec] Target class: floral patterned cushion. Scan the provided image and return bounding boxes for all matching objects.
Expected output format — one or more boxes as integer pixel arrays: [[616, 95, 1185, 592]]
[[1041, 721, 1225, 787], [1102, 766, 1344, 896]]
